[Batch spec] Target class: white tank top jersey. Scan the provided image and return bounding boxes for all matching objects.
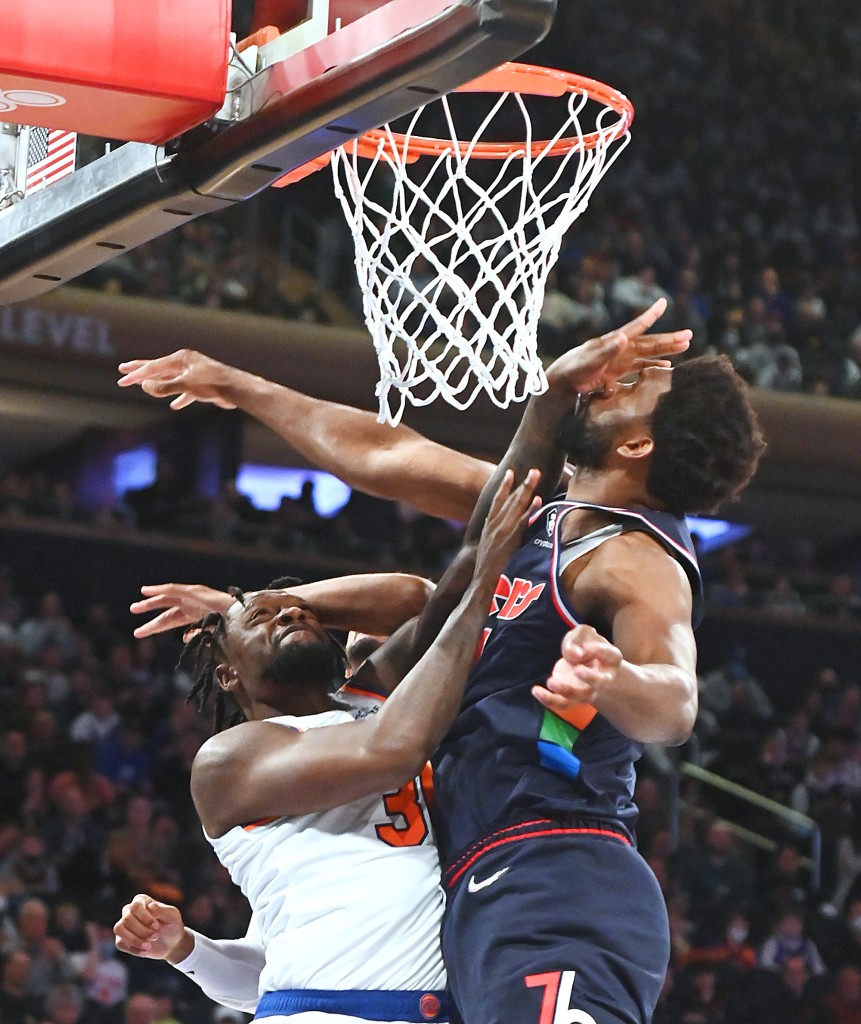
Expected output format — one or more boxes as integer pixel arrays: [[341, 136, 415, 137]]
[[207, 692, 446, 998]]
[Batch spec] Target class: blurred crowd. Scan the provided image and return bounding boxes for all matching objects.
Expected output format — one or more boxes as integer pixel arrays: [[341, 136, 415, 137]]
[[74, 0, 861, 403], [1, 463, 860, 627], [0, 571, 250, 1024], [642, 640, 861, 1023], [0, 467, 465, 579]]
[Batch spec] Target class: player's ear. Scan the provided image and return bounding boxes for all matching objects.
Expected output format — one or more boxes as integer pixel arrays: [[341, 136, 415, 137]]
[[215, 664, 240, 691], [616, 434, 655, 460]]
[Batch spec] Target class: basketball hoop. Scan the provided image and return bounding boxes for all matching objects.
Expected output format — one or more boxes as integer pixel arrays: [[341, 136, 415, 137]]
[[331, 62, 635, 425]]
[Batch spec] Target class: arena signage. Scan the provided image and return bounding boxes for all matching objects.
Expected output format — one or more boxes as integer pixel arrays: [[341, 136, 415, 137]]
[[0, 303, 114, 357]]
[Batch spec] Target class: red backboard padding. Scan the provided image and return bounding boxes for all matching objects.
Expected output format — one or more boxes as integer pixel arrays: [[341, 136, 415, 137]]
[[0, 0, 231, 144]]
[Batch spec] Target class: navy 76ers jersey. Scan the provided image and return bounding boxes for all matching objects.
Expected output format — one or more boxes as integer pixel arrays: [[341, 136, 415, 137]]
[[431, 499, 702, 867]]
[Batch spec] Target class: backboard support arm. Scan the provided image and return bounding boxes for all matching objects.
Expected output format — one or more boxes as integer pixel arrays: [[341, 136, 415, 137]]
[[0, 0, 556, 305]]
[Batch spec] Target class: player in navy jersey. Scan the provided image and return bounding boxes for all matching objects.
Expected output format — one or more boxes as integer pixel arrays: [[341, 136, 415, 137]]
[[120, 299, 765, 1023], [417, 323, 762, 1024]]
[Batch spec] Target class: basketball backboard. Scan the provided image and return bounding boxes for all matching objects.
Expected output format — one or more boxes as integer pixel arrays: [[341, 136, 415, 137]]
[[0, 0, 556, 305]]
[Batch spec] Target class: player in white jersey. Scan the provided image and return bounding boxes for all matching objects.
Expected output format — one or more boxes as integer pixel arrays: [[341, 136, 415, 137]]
[[114, 465, 543, 1024]]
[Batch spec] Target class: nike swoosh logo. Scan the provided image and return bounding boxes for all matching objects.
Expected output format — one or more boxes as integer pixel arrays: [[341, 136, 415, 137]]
[[467, 866, 510, 893]]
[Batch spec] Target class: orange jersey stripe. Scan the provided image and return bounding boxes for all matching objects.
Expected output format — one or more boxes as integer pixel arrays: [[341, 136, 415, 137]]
[[552, 703, 598, 731], [242, 816, 279, 831]]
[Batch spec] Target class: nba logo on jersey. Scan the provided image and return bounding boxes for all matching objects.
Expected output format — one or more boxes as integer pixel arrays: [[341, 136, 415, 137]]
[[546, 509, 557, 536]]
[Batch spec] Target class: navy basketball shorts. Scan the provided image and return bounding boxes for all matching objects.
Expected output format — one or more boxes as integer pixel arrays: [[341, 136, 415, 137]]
[[440, 822, 669, 1024]]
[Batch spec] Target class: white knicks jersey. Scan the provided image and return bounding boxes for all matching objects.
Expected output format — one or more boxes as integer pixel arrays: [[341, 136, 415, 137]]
[[207, 693, 445, 997]]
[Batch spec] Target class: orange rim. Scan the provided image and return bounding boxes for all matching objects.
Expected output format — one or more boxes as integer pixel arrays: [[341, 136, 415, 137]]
[[272, 61, 633, 186], [354, 61, 634, 161]]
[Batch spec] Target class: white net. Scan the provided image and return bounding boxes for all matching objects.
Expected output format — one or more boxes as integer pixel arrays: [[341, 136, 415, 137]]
[[332, 77, 632, 425]]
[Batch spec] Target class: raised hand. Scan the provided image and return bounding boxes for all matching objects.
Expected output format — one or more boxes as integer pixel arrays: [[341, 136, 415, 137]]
[[531, 623, 623, 714], [474, 468, 542, 586], [130, 583, 238, 638], [117, 350, 238, 410], [544, 297, 691, 400], [114, 894, 191, 961]]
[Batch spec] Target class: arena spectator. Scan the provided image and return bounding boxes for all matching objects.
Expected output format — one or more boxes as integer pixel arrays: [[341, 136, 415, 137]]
[[759, 909, 827, 976], [42, 981, 85, 1024], [678, 820, 755, 926], [822, 964, 861, 1024], [17, 595, 77, 662], [0, 947, 43, 1024], [9, 898, 75, 1000]]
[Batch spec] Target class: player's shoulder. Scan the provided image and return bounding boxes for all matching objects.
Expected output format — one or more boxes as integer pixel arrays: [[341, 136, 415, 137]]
[[193, 719, 297, 775], [593, 527, 686, 574], [576, 529, 689, 605]]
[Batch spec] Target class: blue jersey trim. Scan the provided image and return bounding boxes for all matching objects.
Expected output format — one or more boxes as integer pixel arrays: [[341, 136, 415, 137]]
[[537, 740, 581, 779], [255, 988, 451, 1021]]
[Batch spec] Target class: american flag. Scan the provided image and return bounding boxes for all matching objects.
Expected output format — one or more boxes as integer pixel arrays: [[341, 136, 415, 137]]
[[25, 127, 77, 193]]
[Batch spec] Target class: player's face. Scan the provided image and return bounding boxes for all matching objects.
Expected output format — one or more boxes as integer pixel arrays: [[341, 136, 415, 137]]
[[583, 366, 673, 421], [561, 367, 673, 468], [222, 592, 337, 692]]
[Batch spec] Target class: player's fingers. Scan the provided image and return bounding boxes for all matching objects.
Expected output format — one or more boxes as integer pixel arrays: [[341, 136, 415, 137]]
[[169, 392, 198, 410], [132, 586, 188, 607], [139, 583, 212, 599], [582, 330, 628, 368], [129, 595, 175, 613], [118, 367, 180, 388], [531, 684, 593, 712], [114, 932, 154, 955], [501, 470, 542, 528], [145, 898, 177, 922], [115, 938, 146, 955], [576, 638, 623, 666], [488, 469, 515, 515], [592, 328, 628, 351], [632, 334, 691, 357], [115, 916, 155, 944], [139, 584, 236, 615], [126, 896, 159, 928], [116, 359, 148, 378], [512, 468, 541, 506], [618, 296, 668, 339], [629, 359, 673, 371], [548, 662, 608, 688], [117, 353, 184, 381], [133, 610, 187, 639], [559, 624, 600, 659], [139, 377, 187, 399]]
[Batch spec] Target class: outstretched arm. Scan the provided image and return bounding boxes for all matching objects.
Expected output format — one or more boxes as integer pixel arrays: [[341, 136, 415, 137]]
[[118, 350, 494, 522], [192, 468, 542, 836], [129, 573, 435, 639], [117, 300, 688, 522], [114, 895, 263, 1015]]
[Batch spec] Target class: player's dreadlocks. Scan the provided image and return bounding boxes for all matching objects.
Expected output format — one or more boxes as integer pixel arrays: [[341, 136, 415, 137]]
[[178, 586, 245, 734]]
